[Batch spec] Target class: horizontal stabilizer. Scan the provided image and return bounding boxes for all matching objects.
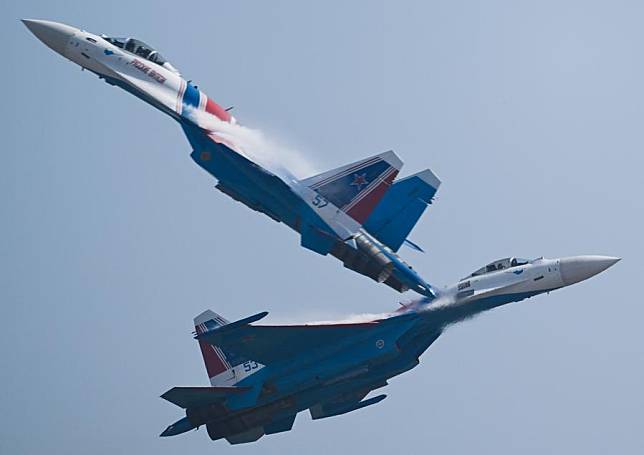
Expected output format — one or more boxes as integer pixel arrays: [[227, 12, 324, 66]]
[[161, 386, 249, 409], [364, 169, 441, 252], [160, 416, 196, 437]]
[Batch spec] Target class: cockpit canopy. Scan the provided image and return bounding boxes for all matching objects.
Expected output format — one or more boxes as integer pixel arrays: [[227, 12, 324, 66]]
[[101, 36, 180, 74], [467, 257, 530, 278]]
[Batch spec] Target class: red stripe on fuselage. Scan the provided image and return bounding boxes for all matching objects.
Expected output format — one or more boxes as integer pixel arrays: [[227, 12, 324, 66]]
[[205, 97, 231, 122]]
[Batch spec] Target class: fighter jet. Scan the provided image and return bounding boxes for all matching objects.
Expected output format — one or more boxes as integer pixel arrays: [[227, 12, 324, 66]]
[[23, 19, 440, 296], [159, 255, 618, 444]]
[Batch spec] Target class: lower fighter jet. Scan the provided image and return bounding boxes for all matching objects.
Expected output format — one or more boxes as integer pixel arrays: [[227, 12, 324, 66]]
[[160, 255, 618, 444], [23, 19, 440, 297]]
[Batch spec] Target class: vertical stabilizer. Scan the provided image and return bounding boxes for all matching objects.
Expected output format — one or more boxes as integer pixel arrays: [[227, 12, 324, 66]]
[[194, 311, 232, 384], [193, 310, 264, 386], [363, 169, 440, 252], [300, 151, 402, 224]]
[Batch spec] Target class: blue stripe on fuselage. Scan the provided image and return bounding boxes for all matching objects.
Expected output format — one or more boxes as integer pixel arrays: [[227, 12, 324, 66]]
[[182, 83, 200, 109]]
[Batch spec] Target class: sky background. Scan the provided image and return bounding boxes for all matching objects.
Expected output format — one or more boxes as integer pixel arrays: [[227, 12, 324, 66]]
[[2, 1, 642, 453]]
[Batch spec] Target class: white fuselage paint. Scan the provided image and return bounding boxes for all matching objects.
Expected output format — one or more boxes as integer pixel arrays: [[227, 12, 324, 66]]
[[209, 362, 266, 387], [445, 257, 565, 301], [62, 30, 187, 118]]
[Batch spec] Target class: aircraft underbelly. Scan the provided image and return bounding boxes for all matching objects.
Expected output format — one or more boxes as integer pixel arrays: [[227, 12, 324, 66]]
[[188, 136, 302, 228]]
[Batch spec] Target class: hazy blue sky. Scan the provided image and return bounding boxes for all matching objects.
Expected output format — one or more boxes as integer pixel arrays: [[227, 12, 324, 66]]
[[2, 1, 642, 453]]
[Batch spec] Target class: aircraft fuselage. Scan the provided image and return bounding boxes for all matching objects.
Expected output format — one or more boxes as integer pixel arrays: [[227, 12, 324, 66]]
[[24, 19, 436, 297]]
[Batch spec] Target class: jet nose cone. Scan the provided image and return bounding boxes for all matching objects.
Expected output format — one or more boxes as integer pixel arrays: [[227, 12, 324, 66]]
[[560, 255, 620, 286], [22, 19, 77, 56]]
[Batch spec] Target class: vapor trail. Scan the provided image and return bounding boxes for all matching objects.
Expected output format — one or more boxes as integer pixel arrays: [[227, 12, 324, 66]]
[[186, 107, 320, 180]]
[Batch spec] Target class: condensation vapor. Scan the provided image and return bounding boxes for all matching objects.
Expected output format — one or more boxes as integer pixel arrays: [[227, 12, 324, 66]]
[[186, 107, 320, 180], [265, 311, 396, 326]]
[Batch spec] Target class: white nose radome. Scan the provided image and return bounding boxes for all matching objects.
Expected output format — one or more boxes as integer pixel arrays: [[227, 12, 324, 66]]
[[560, 256, 620, 286], [22, 19, 78, 56]]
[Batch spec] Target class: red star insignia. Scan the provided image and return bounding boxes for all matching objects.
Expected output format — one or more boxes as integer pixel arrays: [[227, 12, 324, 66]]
[[350, 173, 369, 190]]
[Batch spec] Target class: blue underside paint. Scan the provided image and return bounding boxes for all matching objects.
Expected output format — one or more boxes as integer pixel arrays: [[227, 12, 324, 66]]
[[418, 288, 558, 328], [387, 253, 435, 297], [182, 121, 310, 233], [300, 223, 336, 255]]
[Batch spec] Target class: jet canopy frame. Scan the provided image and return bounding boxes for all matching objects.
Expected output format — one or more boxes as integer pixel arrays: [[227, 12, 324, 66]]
[[467, 257, 530, 278], [101, 35, 179, 73]]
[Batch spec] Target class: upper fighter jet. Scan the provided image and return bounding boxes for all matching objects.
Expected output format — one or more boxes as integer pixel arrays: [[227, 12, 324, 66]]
[[23, 19, 440, 297], [159, 255, 618, 444]]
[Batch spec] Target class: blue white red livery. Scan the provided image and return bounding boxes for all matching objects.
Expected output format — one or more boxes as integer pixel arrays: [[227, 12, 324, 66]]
[[24, 20, 620, 445], [161, 255, 618, 444], [23, 19, 440, 296]]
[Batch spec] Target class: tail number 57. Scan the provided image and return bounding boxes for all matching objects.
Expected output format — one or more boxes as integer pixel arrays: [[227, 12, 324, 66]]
[[312, 194, 329, 208]]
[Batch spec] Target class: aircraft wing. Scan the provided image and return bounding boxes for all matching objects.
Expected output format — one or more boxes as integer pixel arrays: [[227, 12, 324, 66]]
[[198, 323, 376, 365], [196, 312, 417, 366]]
